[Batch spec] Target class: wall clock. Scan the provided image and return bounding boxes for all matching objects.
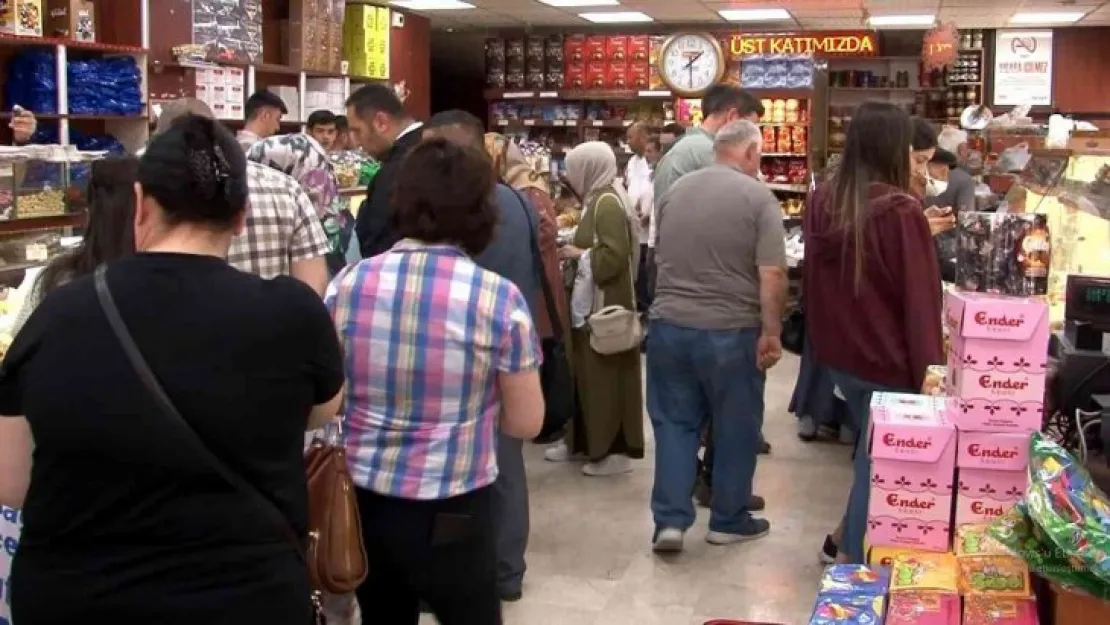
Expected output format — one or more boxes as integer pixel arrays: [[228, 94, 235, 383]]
[[658, 32, 726, 97]]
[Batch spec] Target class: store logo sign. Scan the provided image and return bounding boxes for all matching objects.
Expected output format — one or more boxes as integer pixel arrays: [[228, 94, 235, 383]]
[[727, 32, 877, 58]]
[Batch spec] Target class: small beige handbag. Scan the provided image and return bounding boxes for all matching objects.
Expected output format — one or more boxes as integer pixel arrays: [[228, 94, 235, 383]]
[[586, 194, 642, 355]]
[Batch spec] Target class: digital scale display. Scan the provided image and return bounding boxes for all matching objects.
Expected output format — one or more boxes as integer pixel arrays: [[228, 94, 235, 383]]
[[1067, 275, 1110, 323]]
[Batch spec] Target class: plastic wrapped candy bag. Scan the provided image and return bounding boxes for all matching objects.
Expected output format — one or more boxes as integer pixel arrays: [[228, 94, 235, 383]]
[[1024, 432, 1110, 585], [988, 502, 1110, 599]]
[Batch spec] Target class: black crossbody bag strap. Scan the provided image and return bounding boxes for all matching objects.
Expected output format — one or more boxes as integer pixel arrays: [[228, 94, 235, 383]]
[[506, 187, 563, 341], [93, 265, 308, 564]]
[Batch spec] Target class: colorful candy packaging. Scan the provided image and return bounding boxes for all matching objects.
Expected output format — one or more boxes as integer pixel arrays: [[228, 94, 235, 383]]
[[1024, 432, 1110, 584], [885, 592, 959, 625], [958, 555, 1031, 597], [989, 502, 1110, 599], [957, 524, 1014, 557], [889, 552, 959, 593], [819, 565, 891, 596], [809, 593, 886, 625], [963, 595, 1038, 625]]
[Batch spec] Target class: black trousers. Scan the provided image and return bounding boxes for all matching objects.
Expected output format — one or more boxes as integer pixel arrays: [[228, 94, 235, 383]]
[[354, 485, 501, 625], [636, 243, 653, 312]]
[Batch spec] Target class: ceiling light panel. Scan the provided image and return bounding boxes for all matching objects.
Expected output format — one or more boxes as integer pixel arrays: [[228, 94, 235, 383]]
[[579, 10, 654, 23], [390, 0, 475, 9], [1010, 12, 1086, 24], [718, 8, 792, 22], [868, 14, 936, 27], [537, 0, 619, 7]]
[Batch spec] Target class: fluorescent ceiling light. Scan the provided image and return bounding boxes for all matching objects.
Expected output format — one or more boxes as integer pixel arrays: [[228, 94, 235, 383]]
[[539, 0, 620, 6], [868, 14, 936, 26], [390, 0, 474, 9], [1010, 12, 1085, 24], [718, 9, 792, 21], [579, 10, 653, 23]]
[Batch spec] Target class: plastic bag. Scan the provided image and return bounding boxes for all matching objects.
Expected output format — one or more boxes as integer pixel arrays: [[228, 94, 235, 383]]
[[997, 142, 1032, 173], [989, 501, 1110, 599], [1024, 432, 1110, 584]]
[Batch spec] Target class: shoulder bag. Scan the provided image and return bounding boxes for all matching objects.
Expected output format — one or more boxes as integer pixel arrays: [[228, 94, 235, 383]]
[[586, 192, 642, 356], [93, 266, 367, 619], [506, 188, 575, 443]]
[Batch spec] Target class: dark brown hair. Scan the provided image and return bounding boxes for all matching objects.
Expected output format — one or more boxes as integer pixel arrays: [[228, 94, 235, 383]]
[[38, 157, 139, 295], [831, 101, 913, 290], [390, 138, 497, 256]]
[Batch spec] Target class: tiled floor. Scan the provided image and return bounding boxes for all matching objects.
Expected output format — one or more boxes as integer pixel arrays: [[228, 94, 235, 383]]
[[421, 353, 854, 625]]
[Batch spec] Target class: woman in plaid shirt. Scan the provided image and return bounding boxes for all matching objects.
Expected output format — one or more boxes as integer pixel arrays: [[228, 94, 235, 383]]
[[326, 139, 544, 624]]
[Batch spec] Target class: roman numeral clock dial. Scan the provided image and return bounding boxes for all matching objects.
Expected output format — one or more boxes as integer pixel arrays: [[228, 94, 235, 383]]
[[659, 33, 726, 97]]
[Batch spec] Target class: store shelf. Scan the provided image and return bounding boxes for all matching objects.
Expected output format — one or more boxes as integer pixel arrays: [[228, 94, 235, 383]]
[[0, 34, 145, 54], [0, 213, 86, 235], [830, 87, 948, 92], [947, 82, 983, 87], [763, 153, 806, 158], [767, 183, 808, 193]]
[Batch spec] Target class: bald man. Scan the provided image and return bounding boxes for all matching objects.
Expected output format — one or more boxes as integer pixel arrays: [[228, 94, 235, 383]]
[[625, 121, 653, 312]]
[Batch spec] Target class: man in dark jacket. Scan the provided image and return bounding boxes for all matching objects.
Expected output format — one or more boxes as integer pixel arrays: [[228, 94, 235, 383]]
[[346, 85, 423, 258], [423, 110, 540, 604]]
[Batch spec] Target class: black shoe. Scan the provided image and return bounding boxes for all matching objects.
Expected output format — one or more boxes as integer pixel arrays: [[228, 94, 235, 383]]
[[820, 534, 838, 564], [706, 518, 771, 545], [499, 589, 523, 603], [758, 440, 772, 455]]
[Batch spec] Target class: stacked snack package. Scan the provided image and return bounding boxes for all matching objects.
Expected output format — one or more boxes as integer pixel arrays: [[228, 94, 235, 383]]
[[886, 552, 960, 625], [945, 292, 1049, 530], [866, 393, 956, 553], [807, 565, 889, 624]]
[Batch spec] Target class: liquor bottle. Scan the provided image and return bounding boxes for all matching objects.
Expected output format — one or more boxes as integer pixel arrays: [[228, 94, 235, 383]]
[[1018, 215, 1051, 295]]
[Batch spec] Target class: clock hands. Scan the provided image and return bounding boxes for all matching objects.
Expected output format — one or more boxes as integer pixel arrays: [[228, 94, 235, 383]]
[[684, 51, 703, 89]]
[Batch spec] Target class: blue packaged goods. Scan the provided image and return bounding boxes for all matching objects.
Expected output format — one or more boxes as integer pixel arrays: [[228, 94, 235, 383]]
[[809, 593, 886, 624], [5, 51, 58, 114], [819, 565, 892, 596]]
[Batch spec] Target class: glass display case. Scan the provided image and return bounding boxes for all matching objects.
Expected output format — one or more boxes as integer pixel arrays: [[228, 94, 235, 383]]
[[998, 147, 1110, 324]]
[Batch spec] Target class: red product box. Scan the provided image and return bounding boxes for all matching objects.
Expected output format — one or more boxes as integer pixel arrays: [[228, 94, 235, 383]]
[[607, 62, 629, 89], [629, 35, 650, 63], [586, 62, 607, 90], [565, 65, 587, 90], [629, 62, 651, 89], [564, 34, 586, 66], [606, 35, 628, 63], [585, 35, 607, 62]]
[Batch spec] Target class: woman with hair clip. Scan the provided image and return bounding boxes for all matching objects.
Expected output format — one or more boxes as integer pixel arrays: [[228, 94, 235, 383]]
[[803, 102, 944, 564], [11, 157, 139, 335], [0, 115, 344, 625]]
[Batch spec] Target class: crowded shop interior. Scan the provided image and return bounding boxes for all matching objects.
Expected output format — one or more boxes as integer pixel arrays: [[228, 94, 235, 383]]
[[2, 1, 1110, 624]]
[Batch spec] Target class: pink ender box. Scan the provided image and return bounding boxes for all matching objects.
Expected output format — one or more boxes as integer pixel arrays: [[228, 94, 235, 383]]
[[867, 393, 956, 553], [955, 431, 1031, 525], [945, 291, 1049, 433]]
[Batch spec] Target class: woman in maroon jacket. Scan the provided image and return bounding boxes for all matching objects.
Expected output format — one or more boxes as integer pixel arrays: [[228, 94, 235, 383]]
[[803, 102, 945, 564]]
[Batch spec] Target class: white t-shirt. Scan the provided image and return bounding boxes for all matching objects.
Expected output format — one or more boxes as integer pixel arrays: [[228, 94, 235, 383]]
[[625, 154, 652, 245]]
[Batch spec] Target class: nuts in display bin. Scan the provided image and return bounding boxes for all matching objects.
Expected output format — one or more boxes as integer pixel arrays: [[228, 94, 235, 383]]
[[17, 189, 66, 218]]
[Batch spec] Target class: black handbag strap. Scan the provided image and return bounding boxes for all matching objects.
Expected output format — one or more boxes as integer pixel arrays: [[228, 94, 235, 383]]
[[506, 186, 564, 342], [93, 265, 307, 563]]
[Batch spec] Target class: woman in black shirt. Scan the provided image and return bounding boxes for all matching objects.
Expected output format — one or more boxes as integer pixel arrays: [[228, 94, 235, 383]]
[[0, 115, 344, 625]]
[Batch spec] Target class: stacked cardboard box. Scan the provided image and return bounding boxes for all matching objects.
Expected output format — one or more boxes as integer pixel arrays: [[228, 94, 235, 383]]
[[194, 67, 246, 120], [290, 0, 345, 73], [305, 78, 345, 115], [345, 3, 389, 79]]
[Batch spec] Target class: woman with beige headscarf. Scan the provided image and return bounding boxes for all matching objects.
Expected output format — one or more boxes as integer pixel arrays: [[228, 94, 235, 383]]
[[484, 133, 569, 338], [545, 141, 644, 476]]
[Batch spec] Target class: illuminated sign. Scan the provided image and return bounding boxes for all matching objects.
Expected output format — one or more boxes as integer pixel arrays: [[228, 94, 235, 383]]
[[727, 32, 877, 58], [922, 23, 958, 71]]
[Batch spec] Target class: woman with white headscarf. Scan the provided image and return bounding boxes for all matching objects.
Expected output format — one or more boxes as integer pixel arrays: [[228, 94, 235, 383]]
[[547, 141, 644, 476]]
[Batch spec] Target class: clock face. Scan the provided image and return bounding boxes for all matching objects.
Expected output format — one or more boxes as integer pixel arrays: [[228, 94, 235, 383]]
[[660, 33, 724, 96]]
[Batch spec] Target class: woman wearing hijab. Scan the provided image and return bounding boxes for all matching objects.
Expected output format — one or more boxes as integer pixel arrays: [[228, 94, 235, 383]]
[[484, 133, 569, 340], [247, 133, 354, 275], [546, 141, 644, 476]]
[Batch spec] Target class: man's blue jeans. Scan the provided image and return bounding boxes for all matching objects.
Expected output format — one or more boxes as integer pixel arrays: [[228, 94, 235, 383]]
[[647, 320, 763, 534], [828, 368, 909, 563]]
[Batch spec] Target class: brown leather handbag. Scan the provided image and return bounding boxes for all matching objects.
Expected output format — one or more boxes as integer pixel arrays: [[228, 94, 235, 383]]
[[305, 434, 369, 594]]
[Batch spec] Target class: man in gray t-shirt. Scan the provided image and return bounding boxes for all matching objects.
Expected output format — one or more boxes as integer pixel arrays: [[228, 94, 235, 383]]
[[646, 120, 788, 553]]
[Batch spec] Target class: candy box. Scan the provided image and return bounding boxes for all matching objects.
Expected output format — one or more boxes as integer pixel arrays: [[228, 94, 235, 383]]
[[564, 34, 586, 65], [945, 291, 1049, 432], [585, 34, 607, 62], [868, 546, 919, 569], [956, 524, 1014, 557], [964, 596, 1038, 625], [628, 62, 651, 90], [819, 565, 891, 596], [809, 593, 886, 625], [958, 431, 1031, 472], [628, 35, 650, 62], [586, 62, 607, 89], [955, 470, 1025, 525], [606, 35, 628, 63], [867, 393, 956, 552], [889, 552, 959, 593], [958, 555, 1031, 597], [886, 592, 960, 625], [606, 61, 629, 90]]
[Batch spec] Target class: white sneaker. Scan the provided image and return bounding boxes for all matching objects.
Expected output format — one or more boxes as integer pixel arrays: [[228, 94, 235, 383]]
[[652, 527, 685, 553], [582, 454, 632, 476], [544, 442, 573, 462]]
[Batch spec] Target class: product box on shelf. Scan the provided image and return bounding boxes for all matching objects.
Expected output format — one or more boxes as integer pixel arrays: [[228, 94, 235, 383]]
[[955, 431, 1030, 525], [1, 0, 44, 37], [887, 591, 961, 625], [586, 62, 606, 90], [867, 393, 956, 552], [584, 34, 606, 63], [964, 595, 1038, 625], [945, 291, 1049, 432], [46, 0, 95, 41], [606, 61, 628, 90]]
